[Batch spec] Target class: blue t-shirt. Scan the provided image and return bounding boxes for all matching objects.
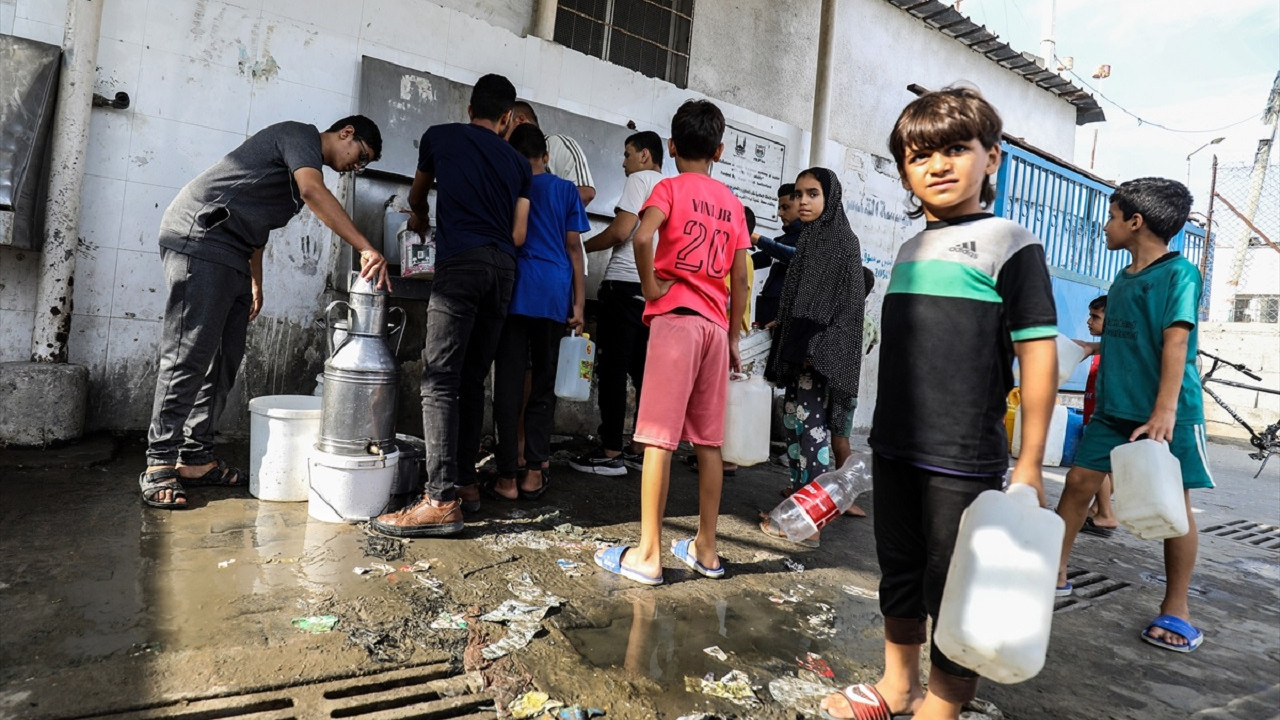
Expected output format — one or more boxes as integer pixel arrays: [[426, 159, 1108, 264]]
[[509, 173, 590, 321], [1095, 252, 1205, 425], [417, 123, 531, 263]]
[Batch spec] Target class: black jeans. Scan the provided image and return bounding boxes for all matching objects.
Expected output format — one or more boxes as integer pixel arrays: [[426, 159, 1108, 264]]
[[594, 280, 649, 452], [493, 314, 562, 477], [421, 246, 515, 501], [872, 453, 1003, 682], [147, 249, 251, 466]]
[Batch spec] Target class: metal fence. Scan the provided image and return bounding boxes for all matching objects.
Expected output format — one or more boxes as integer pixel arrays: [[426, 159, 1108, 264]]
[[994, 142, 1209, 299], [1207, 159, 1280, 324]]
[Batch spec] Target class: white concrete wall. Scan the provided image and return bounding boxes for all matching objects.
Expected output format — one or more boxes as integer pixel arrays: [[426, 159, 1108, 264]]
[[1199, 322, 1280, 444], [0, 0, 1083, 436]]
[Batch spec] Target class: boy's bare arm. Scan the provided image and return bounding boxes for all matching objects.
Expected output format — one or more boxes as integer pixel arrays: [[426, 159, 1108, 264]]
[[566, 230, 586, 331], [249, 248, 264, 321], [511, 198, 530, 248], [294, 167, 389, 289], [1133, 322, 1192, 443], [633, 207, 670, 301], [1012, 336, 1056, 504], [584, 211, 637, 253], [727, 248, 748, 373]]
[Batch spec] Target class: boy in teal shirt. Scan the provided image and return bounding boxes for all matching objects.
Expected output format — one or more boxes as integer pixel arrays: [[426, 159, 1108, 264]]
[[1056, 177, 1212, 653]]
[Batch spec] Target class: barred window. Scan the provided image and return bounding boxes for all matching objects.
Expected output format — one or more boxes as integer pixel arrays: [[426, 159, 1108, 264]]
[[1231, 295, 1280, 324], [555, 0, 693, 88]]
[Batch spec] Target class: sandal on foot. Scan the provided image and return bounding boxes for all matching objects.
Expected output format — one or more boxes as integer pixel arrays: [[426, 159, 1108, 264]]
[[820, 684, 893, 720], [181, 459, 243, 487], [456, 484, 482, 513], [139, 469, 189, 509], [759, 515, 819, 548], [1141, 614, 1204, 653], [518, 468, 550, 501], [594, 545, 663, 586], [1080, 516, 1115, 538], [670, 538, 724, 578], [480, 478, 518, 502]]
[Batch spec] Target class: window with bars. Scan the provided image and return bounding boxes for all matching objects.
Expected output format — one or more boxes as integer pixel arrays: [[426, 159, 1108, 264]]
[[554, 0, 693, 88]]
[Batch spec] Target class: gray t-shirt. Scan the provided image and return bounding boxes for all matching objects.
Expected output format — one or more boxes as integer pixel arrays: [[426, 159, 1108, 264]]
[[158, 121, 324, 271]]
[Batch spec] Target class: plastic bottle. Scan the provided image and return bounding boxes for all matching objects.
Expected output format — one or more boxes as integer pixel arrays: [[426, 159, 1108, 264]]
[[1054, 333, 1088, 387], [555, 331, 595, 402], [722, 373, 771, 466], [934, 483, 1064, 684], [767, 452, 873, 541], [1110, 439, 1188, 540]]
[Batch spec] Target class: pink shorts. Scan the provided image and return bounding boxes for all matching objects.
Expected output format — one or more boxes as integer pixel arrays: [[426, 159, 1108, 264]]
[[633, 313, 729, 451]]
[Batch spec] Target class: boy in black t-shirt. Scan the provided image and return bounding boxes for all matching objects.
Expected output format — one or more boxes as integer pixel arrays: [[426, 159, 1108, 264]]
[[820, 88, 1058, 720], [373, 74, 531, 538]]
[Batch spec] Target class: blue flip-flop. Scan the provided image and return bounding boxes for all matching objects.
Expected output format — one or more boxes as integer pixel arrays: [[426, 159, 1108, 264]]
[[670, 538, 724, 579], [1142, 614, 1204, 653], [594, 545, 663, 586], [1055, 583, 1073, 597]]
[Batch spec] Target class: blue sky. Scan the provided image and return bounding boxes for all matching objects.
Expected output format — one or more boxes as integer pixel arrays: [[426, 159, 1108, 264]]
[[953, 0, 1279, 213]]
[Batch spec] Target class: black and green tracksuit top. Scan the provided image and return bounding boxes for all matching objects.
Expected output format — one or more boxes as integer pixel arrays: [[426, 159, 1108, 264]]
[[869, 214, 1058, 475]]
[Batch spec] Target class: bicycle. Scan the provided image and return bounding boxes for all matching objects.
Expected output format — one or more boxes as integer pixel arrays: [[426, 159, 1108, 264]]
[[1198, 350, 1280, 478]]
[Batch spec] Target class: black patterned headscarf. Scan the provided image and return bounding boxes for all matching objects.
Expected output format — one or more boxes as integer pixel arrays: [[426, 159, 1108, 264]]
[[765, 167, 865, 429]]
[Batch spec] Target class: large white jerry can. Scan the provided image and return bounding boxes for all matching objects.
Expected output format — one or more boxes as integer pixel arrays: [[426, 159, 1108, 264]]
[[935, 484, 1064, 684], [722, 373, 771, 466]]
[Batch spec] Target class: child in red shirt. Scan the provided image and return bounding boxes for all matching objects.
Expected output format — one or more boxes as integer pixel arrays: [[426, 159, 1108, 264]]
[[593, 100, 751, 585]]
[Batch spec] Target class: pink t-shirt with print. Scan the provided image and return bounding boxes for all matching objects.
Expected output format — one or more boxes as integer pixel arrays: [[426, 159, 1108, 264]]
[[641, 173, 751, 331]]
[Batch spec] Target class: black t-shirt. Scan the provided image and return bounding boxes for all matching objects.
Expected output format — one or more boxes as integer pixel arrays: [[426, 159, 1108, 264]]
[[158, 121, 323, 272], [417, 123, 532, 263]]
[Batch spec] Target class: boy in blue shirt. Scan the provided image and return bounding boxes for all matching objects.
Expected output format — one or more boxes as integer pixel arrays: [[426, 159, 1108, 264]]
[[1056, 177, 1212, 653], [487, 124, 588, 501]]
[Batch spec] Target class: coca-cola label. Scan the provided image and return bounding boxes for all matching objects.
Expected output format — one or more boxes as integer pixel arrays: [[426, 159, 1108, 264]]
[[792, 481, 839, 530]]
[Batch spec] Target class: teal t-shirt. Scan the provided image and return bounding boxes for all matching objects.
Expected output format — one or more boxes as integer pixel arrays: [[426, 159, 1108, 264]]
[[1095, 252, 1204, 425]]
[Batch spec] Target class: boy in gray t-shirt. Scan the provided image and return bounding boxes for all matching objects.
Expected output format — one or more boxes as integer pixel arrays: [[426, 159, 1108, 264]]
[[140, 116, 389, 510]]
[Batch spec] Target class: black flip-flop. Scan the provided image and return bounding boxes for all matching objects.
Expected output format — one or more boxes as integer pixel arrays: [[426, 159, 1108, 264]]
[[480, 478, 518, 502], [682, 454, 737, 477], [518, 467, 550, 501], [181, 458, 243, 487], [1080, 517, 1115, 538], [139, 468, 189, 509]]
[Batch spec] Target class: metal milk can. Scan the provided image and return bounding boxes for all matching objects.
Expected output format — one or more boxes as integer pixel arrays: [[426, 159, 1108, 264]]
[[317, 275, 405, 455]]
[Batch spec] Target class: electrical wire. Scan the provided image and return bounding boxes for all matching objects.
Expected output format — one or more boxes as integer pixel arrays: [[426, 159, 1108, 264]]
[[1061, 61, 1263, 134]]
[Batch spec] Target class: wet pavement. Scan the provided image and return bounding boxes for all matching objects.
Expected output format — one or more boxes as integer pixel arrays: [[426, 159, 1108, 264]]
[[0, 435, 1277, 719]]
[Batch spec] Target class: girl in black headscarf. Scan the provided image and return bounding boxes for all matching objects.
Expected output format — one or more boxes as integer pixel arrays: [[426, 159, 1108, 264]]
[[763, 167, 866, 534]]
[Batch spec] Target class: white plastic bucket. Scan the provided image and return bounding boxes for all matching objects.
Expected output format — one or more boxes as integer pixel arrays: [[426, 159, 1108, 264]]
[[249, 395, 323, 502], [307, 448, 399, 523]]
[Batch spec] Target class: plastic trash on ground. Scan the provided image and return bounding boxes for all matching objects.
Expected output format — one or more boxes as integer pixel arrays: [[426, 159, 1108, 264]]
[[481, 619, 541, 660], [290, 615, 338, 633], [508, 573, 566, 607], [556, 559, 582, 577], [842, 584, 879, 599], [481, 599, 553, 623], [767, 676, 837, 715], [796, 652, 835, 679], [683, 669, 760, 707], [703, 646, 729, 661], [556, 707, 606, 719], [429, 612, 468, 630], [508, 690, 560, 719]]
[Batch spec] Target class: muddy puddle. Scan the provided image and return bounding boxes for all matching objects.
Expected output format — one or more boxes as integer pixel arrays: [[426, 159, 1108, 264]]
[[553, 584, 879, 717]]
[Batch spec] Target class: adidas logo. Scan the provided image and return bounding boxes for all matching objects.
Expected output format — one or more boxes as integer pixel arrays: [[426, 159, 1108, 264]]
[[949, 240, 978, 258]]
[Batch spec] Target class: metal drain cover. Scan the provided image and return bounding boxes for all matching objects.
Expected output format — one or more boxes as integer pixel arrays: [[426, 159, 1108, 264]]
[[1054, 567, 1130, 612], [1201, 519, 1280, 551], [63, 662, 495, 720]]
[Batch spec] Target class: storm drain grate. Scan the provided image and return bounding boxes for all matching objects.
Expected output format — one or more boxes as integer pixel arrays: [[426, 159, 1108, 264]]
[[66, 662, 495, 720], [1201, 519, 1280, 551], [1054, 568, 1131, 613]]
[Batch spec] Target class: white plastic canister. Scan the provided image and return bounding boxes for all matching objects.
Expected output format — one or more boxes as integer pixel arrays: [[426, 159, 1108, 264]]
[[934, 483, 1064, 684], [249, 395, 323, 502], [1054, 333, 1089, 387], [307, 448, 399, 523], [1010, 404, 1068, 465], [1111, 439, 1188, 540], [555, 331, 595, 402], [722, 373, 771, 466]]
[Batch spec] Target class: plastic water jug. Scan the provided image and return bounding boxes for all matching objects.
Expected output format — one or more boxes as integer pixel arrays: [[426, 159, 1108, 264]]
[[1011, 404, 1068, 465], [934, 483, 1064, 684], [1055, 333, 1088, 387], [555, 331, 594, 401], [1060, 408, 1085, 466], [767, 452, 873, 541], [1110, 439, 1188, 540], [722, 373, 771, 466]]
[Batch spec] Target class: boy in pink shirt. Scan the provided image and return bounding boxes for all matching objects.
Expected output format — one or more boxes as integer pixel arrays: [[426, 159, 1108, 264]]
[[593, 100, 751, 585]]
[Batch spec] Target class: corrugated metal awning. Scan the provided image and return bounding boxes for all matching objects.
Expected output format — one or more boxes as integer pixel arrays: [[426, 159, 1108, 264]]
[[883, 0, 1106, 125]]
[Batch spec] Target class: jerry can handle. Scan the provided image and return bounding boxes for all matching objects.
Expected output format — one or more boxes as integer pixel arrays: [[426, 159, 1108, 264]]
[[387, 306, 408, 355]]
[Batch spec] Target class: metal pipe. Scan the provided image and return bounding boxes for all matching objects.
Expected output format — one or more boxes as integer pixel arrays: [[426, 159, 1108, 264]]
[[531, 0, 557, 41], [30, 0, 104, 363], [810, 0, 837, 167]]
